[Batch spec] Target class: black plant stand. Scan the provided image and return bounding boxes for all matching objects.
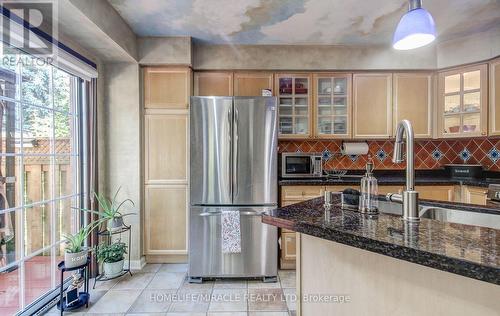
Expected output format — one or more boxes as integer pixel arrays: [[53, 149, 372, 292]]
[[57, 257, 90, 316], [93, 224, 132, 289]]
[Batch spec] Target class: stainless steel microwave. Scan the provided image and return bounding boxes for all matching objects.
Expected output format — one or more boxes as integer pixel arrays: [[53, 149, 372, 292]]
[[281, 153, 323, 178]]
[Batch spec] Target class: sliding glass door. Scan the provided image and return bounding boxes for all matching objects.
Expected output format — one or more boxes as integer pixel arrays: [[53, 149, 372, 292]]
[[0, 46, 85, 315]]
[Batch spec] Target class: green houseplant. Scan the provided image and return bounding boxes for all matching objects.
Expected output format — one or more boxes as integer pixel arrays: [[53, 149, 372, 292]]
[[96, 241, 127, 278], [79, 187, 135, 232], [63, 222, 99, 268]]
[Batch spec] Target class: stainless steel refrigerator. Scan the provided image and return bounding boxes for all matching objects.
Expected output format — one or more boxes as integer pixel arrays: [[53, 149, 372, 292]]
[[189, 96, 278, 283]]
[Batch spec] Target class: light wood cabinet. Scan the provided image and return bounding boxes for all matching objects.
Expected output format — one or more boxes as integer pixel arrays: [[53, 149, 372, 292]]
[[353, 73, 393, 138], [416, 185, 454, 202], [313, 73, 352, 138], [437, 64, 488, 138], [144, 113, 188, 184], [280, 232, 297, 269], [489, 59, 500, 136], [280, 185, 323, 269], [233, 72, 273, 96], [463, 186, 487, 205], [144, 185, 188, 254], [143, 66, 190, 263], [275, 73, 312, 138], [281, 185, 324, 202], [194, 72, 233, 96], [144, 67, 191, 109], [393, 73, 433, 138]]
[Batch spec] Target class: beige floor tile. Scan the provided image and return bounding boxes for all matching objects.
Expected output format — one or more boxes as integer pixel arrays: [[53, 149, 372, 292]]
[[179, 278, 214, 291], [282, 288, 297, 311], [87, 289, 142, 313], [167, 313, 208, 316], [249, 312, 290, 316], [128, 289, 176, 313], [91, 276, 121, 290], [159, 263, 189, 273], [208, 312, 247, 316], [247, 278, 280, 289], [169, 288, 212, 313], [213, 279, 247, 289], [133, 263, 161, 273], [112, 272, 155, 290], [248, 288, 287, 312], [208, 288, 247, 312], [289, 311, 297, 316], [147, 272, 186, 289], [277, 271, 296, 289]]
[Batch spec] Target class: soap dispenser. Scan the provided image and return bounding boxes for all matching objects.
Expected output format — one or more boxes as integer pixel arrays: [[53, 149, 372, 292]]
[[359, 159, 378, 214]]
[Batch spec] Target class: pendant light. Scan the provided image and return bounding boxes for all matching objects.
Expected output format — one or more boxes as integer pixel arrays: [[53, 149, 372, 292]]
[[393, 0, 436, 50]]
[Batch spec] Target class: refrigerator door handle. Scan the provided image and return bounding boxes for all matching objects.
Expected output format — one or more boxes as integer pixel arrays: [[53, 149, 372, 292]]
[[233, 108, 239, 198]]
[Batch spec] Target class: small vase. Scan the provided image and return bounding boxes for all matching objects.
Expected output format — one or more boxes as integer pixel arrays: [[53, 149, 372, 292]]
[[65, 250, 88, 268], [107, 217, 124, 231], [103, 259, 124, 278]]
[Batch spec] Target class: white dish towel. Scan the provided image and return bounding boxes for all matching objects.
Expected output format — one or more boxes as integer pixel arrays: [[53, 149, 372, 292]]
[[221, 210, 241, 254]]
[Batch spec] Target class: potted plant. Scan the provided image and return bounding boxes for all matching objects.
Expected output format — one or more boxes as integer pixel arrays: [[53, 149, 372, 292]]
[[79, 187, 135, 232], [96, 241, 127, 278], [63, 223, 98, 268]]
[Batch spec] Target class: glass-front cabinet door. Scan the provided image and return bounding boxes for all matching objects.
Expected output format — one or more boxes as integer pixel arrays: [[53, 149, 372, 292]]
[[314, 74, 351, 138], [276, 74, 311, 138], [438, 64, 487, 137]]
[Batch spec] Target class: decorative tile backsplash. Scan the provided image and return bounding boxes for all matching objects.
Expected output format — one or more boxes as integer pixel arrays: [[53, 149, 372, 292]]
[[278, 138, 500, 171]]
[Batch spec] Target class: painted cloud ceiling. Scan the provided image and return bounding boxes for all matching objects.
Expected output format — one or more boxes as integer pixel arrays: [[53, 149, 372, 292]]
[[109, 0, 500, 45]]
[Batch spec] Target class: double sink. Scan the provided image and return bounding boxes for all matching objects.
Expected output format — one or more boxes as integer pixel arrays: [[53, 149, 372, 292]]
[[377, 200, 500, 230]]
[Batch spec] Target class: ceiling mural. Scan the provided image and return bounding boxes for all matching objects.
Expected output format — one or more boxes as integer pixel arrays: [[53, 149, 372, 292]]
[[109, 0, 500, 45]]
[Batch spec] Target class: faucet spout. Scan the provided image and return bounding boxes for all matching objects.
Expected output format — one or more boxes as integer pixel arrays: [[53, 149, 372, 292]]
[[389, 120, 419, 222]]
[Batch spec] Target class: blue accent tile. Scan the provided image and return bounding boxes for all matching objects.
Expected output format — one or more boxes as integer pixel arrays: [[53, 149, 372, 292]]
[[348, 155, 358, 162], [376, 149, 387, 162], [488, 147, 500, 163], [459, 148, 471, 162], [431, 149, 443, 161], [322, 149, 332, 161]]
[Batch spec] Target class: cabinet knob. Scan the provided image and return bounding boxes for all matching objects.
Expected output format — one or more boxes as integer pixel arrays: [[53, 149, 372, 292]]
[[481, 132, 486, 136]]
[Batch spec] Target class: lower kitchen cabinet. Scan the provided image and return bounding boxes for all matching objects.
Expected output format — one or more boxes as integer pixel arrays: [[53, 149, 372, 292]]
[[462, 186, 488, 205], [416, 185, 455, 202], [280, 232, 297, 269], [144, 185, 188, 260], [280, 185, 324, 269]]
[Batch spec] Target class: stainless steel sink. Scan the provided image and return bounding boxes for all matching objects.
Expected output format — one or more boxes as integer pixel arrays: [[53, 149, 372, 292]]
[[376, 200, 500, 230], [419, 207, 500, 230]]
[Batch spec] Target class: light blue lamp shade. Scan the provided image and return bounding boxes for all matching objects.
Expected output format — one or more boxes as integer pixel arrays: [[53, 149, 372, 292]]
[[393, 8, 436, 50]]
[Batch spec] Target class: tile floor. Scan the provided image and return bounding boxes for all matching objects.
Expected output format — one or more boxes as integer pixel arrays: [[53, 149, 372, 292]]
[[44, 264, 297, 316]]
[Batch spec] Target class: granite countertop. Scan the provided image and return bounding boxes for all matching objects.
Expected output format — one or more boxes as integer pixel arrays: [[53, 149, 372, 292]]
[[262, 195, 500, 285]]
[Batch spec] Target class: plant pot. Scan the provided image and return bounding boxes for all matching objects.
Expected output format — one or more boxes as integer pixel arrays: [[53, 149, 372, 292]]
[[103, 259, 124, 278], [65, 250, 88, 268], [107, 217, 124, 231]]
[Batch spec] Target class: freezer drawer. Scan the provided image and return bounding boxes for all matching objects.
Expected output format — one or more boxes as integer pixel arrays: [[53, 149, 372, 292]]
[[188, 206, 278, 279]]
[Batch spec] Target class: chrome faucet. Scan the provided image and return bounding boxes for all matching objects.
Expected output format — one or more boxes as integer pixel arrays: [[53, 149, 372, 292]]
[[386, 120, 419, 221]]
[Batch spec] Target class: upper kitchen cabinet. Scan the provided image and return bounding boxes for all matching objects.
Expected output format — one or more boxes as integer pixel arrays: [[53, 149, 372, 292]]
[[234, 72, 273, 96], [313, 73, 352, 138], [144, 67, 191, 109], [275, 73, 312, 138], [353, 73, 392, 139], [437, 64, 487, 138], [489, 59, 500, 136], [194, 72, 233, 96], [393, 73, 433, 138]]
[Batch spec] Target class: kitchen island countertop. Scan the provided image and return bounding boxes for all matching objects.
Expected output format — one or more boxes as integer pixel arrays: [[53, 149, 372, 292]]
[[263, 195, 500, 285]]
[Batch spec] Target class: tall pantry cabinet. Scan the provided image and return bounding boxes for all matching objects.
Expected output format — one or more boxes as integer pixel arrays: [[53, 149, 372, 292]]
[[143, 67, 191, 263]]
